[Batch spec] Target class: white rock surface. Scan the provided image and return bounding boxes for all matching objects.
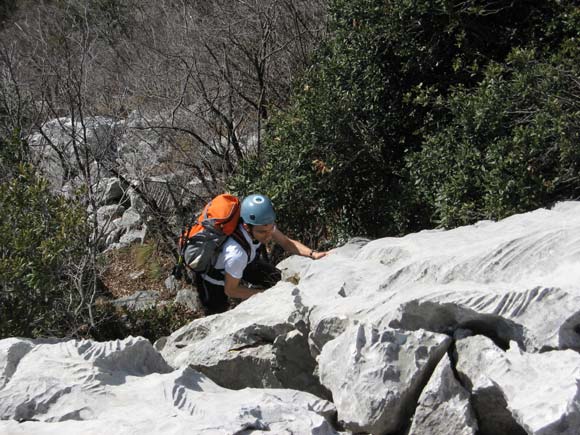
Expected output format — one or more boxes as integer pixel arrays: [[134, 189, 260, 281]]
[[95, 177, 125, 205], [112, 290, 160, 310], [28, 117, 120, 189], [318, 324, 450, 434], [161, 202, 580, 433], [161, 282, 325, 393], [408, 353, 478, 435], [0, 337, 338, 434], [117, 207, 142, 230], [455, 335, 580, 435], [4, 202, 580, 434], [174, 288, 202, 311]]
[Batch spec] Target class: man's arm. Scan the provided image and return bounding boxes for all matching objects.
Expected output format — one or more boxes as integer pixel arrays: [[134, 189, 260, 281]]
[[271, 227, 328, 259], [224, 272, 263, 300]]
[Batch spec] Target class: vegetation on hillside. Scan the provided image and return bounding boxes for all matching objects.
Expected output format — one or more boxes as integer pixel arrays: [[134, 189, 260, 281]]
[[232, 0, 579, 245]]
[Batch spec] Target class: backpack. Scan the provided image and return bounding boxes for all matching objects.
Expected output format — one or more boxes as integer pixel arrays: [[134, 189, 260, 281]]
[[177, 194, 250, 274]]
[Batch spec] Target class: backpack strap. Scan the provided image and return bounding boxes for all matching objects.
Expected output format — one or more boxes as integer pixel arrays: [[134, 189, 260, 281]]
[[230, 225, 252, 261]]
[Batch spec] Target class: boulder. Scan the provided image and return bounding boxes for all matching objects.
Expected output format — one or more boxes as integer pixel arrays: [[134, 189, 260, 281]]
[[112, 290, 159, 310], [128, 187, 147, 214], [118, 225, 147, 247], [96, 204, 126, 228], [0, 338, 34, 390], [408, 353, 478, 435], [117, 207, 142, 231], [95, 177, 125, 206], [174, 288, 202, 311], [158, 202, 580, 433], [318, 324, 450, 434], [0, 337, 338, 434], [161, 283, 322, 392], [455, 335, 580, 435], [28, 116, 120, 189]]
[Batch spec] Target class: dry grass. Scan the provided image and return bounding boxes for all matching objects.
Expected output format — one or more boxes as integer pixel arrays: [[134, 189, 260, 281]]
[[101, 243, 176, 300]]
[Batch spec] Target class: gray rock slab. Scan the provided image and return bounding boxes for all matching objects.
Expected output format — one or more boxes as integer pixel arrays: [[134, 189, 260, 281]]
[[117, 207, 142, 230], [95, 177, 124, 205], [96, 204, 125, 227], [318, 324, 450, 434], [161, 283, 314, 390], [118, 225, 147, 247], [0, 338, 34, 390], [174, 288, 202, 311], [28, 117, 120, 190], [159, 202, 580, 434], [0, 337, 338, 434], [112, 290, 159, 310], [277, 255, 312, 285], [408, 353, 478, 435], [455, 335, 580, 435]]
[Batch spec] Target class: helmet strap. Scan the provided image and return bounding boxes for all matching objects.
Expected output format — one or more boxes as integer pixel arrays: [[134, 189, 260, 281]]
[[243, 223, 259, 244]]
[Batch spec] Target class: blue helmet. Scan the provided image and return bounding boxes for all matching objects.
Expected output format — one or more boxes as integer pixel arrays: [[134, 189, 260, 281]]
[[241, 194, 276, 225]]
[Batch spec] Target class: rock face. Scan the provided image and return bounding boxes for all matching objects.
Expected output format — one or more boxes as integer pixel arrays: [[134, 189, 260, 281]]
[[318, 324, 450, 434], [0, 337, 337, 434], [408, 353, 478, 435], [160, 201, 580, 434], [3, 202, 580, 434], [455, 335, 580, 435]]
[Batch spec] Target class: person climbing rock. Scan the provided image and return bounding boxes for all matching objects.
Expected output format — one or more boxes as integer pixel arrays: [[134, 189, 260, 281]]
[[192, 194, 328, 314]]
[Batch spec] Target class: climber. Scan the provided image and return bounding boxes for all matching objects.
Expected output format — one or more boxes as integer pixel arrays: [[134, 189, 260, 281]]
[[196, 194, 329, 314]]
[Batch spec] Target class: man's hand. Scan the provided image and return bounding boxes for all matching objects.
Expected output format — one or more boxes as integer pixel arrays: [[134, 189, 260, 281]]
[[309, 250, 329, 260], [224, 273, 263, 300]]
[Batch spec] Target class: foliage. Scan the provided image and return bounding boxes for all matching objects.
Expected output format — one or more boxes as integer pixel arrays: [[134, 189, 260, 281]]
[[0, 160, 91, 338], [90, 302, 200, 343], [408, 44, 580, 227], [231, 0, 579, 245], [134, 242, 165, 281]]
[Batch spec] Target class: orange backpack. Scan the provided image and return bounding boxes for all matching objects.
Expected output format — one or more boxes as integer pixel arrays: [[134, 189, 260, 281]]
[[179, 194, 250, 273]]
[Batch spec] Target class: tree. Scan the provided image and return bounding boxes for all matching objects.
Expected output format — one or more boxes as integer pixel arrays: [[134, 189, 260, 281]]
[[0, 137, 91, 338], [408, 44, 580, 227], [231, 0, 580, 245]]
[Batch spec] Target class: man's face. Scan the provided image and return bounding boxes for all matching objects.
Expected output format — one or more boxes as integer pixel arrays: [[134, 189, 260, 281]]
[[246, 223, 275, 243]]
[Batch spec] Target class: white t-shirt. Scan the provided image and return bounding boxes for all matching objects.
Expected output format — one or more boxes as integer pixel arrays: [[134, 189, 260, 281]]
[[202, 225, 261, 284]]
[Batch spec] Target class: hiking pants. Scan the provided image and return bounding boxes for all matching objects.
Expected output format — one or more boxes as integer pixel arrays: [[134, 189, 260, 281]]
[[196, 259, 281, 314]]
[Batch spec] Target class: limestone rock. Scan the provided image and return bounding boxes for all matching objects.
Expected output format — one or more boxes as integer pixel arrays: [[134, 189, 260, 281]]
[[128, 187, 147, 213], [118, 225, 147, 246], [408, 353, 478, 435], [157, 202, 580, 433], [174, 288, 202, 311], [277, 255, 312, 284], [112, 290, 159, 310], [96, 204, 126, 227], [0, 337, 171, 421], [28, 117, 120, 189], [318, 324, 450, 434], [117, 207, 142, 231], [161, 283, 316, 391], [95, 177, 124, 205], [455, 335, 580, 435], [0, 337, 338, 434], [331, 237, 371, 258], [0, 338, 34, 390]]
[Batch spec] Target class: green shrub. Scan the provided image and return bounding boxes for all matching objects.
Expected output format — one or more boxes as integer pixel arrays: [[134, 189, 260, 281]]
[[90, 302, 200, 343], [0, 163, 91, 338], [408, 43, 580, 227], [231, 0, 578, 244]]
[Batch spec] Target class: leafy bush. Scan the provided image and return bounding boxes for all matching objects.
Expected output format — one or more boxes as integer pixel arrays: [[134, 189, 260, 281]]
[[231, 0, 578, 245], [90, 302, 200, 343], [408, 43, 580, 227], [0, 163, 91, 338]]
